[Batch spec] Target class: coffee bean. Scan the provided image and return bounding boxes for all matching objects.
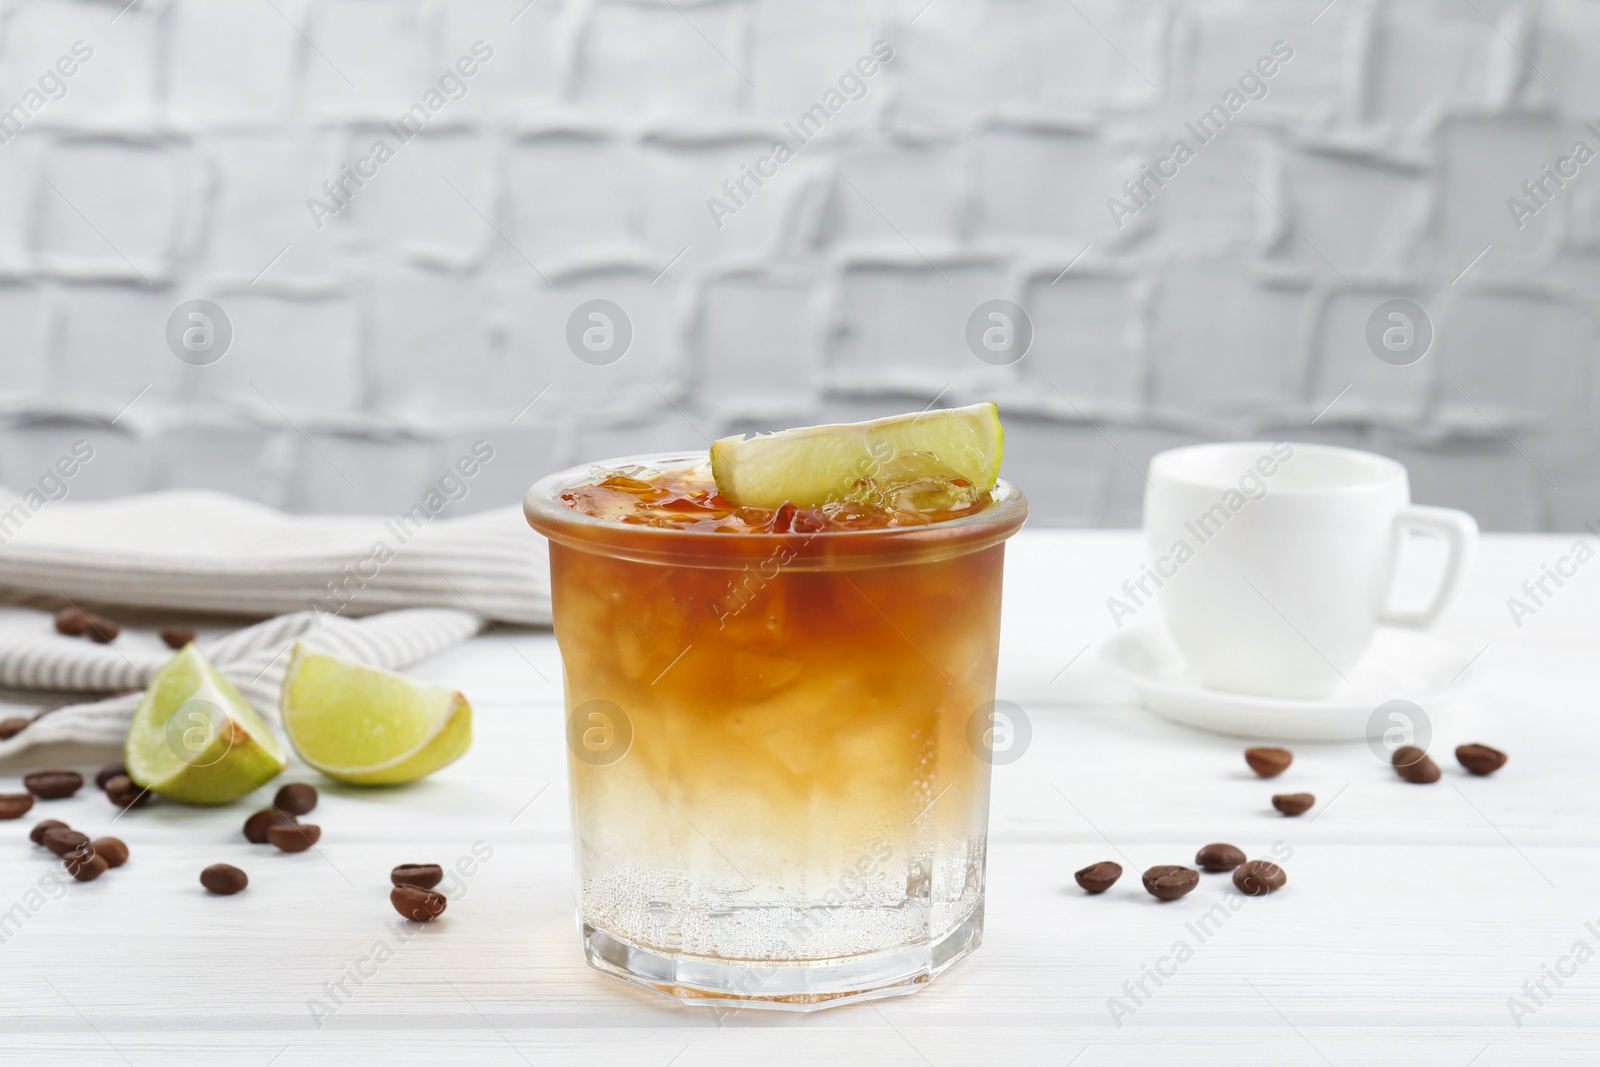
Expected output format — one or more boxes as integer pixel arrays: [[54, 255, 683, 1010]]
[[1393, 745, 1441, 784], [105, 789, 149, 811], [63, 845, 108, 881], [1233, 859, 1288, 896], [24, 769, 83, 800], [200, 864, 248, 895], [0, 793, 34, 820], [1244, 746, 1293, 778], [85, 615, 119, 643], [42, 828, 89, 856], [243, 808, 297, 844], [159, 627, 196, 650], [54, 607, 90, 636], [94, 762, 127, 789], [103, 775, 148, 809], [1073, 860, 1122, 894], [391, 863, 445, 890], [30, 818, 69, 844], [92, 836, 128, 868], [274, 782, 318, 816], [1456, 743, 1507, 777], [1142, 865, 1199, 901], [0, 717, 29, 740], [1272, 793, 1315, 816], [267, 822, 320, 852], [391, 885, 447, 922], [1195, 843, 1246, 872]]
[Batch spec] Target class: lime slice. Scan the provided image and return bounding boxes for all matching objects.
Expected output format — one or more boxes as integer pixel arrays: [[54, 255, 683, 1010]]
[[126, 645, 287, 805], [710, 402, 1004, 510], [280, 644, 471, 786]]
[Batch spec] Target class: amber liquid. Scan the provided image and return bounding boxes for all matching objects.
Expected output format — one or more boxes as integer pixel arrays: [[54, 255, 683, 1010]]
[[543, 464, 1012, 972]]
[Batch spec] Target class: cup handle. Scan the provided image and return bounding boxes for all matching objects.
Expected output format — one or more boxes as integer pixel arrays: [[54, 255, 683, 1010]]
[[1378, 505, 1479, 629]]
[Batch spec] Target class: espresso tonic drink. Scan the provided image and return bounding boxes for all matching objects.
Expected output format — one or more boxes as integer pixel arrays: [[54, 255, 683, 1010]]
[[524, 407, 1025, 1009]]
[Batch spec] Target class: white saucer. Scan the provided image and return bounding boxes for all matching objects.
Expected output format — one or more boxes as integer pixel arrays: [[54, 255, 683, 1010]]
[[1100, 622, 1487, 741]]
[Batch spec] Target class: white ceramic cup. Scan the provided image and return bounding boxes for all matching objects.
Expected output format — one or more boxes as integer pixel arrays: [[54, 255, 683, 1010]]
[[1142, 442, 1478, 698]]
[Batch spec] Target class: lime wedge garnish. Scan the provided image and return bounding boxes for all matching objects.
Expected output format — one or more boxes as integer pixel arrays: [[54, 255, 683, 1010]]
[[710, 402, 1004, 510], [126, 645, 287, 805], [280, 644, 471, 786]]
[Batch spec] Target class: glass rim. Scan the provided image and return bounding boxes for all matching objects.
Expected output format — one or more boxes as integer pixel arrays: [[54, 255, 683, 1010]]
[[524, 451, 1028, 560]]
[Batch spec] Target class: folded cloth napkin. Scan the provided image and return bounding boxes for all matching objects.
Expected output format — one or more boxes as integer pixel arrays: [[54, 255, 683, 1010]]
[[0, 488, 550, 625], [0, 608, 483, 754]]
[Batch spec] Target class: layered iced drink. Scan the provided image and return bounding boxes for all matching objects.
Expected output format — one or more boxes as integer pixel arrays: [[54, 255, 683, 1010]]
[[524, 413, 1025, 1009]]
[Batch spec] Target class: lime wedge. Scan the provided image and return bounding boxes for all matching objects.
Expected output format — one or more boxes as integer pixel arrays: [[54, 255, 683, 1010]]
[[280, 644, 471, 786], [126, 645, 287, 805], [710, 402, 1005, 510]]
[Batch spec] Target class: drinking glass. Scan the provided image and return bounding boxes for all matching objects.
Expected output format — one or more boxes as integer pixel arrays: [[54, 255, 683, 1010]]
[[525, 454, 1027, 1010]]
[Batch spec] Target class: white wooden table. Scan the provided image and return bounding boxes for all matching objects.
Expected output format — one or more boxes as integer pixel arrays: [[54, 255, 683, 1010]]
[[2, 530, 1597, 1065]]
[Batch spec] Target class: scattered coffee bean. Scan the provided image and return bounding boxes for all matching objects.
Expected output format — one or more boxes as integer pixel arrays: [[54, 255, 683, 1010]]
[[63, 844, 109, 881], [0, 717, 29, 740], [85, 614, 119, 643], [42, 828, 90, 856], [1456, 743, 1507, 777], [24, 769, 83, 800], [274, 782, 318, 816], [391, 885, 447, 922], [94, 762, 127, 789], [54, 607, 90, 636], [91, 836, 128, 868], [1073, 860, 1122, 894], [200, 864, 248, 895], [159, 627, 196, 650], [1393, 745, 1441, 784], [391, 863, 445, 890], [267, 822, 320, 852], [1272, 793, 1315, 816], [30, 818, 69, 844], [1233, 859, 1288, 896], [1195, 843, 1246, 872], [1244, 746, 1293, 778], [106, 790, 149, 810], [0, 793, 35, 819], [243, 808, 297, 844], [102, 775, 148, 809], [1142, 865, 1199, 901]]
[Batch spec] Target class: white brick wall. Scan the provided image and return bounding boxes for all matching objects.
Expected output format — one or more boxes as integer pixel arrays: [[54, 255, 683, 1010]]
[[0, 0, 1594, 529]]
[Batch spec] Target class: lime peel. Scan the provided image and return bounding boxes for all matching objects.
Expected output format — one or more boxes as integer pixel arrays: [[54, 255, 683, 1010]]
[[125, 644, 287, 806], [280, 644, 472, 786], [710, 402, 1004, 510]]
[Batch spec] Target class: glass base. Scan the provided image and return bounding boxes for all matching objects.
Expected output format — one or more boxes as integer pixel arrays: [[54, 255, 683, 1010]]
[[581, 904, 984, 1013]]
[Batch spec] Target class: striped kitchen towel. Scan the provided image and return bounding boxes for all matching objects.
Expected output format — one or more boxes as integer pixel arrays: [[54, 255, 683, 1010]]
[[0, 608, 484, 754], [0, 488, 550, 625]]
